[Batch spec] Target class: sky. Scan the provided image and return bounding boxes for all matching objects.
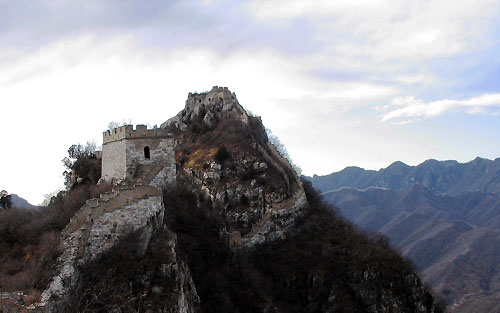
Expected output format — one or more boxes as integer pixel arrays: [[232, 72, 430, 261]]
[[1, 0, 500, 204]]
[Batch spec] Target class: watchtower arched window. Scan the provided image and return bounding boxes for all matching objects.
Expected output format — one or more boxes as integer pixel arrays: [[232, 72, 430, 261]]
[[144, 146, 150, 159]]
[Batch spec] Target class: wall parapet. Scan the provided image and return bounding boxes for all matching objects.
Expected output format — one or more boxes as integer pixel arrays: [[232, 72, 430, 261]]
[[103, 125, 172, 144]]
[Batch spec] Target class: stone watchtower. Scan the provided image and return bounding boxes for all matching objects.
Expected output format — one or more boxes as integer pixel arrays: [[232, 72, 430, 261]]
[[101, 125, 175, 186], [42, 125, 176, 307]]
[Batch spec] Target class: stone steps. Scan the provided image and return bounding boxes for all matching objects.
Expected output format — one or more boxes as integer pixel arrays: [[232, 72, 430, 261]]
[[66, 185, 161, 235]]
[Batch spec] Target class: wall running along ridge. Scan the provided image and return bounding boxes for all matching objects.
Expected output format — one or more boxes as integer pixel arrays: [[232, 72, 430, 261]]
[[40, 125, 180, 311]]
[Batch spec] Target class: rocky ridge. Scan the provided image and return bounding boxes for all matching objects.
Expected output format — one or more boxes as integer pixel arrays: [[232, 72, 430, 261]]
[[40, 147, 199, 312], [310, 157, 500, 196], [34, 87, 443, 313], [162, 86, 308, 248]]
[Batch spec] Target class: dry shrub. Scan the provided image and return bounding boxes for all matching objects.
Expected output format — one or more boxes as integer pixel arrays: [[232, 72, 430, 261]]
[[160, 180, 445, 313], [24, 289, 41, 306], [0, 182, 111, 293]]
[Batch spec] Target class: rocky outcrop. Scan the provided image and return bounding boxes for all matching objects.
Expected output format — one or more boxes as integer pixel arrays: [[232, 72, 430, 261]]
[[163, 86, 308, 248], [41, 157, 198, 311], [36, 87, 442, 313], [40, 186, 167, 307], [159, 229, 201, 313], [161, 86, 249, 130]]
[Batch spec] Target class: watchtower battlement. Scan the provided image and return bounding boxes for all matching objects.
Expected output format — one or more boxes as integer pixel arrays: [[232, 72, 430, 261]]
[[103, 124, 171, 144], [185, 86, 236, 110], [101, 124, 175, 186]]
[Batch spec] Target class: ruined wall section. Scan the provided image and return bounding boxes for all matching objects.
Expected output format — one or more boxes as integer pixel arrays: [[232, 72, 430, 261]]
[[41, 186, 166, 306], [162, 86, 308, 249], [84, 195, 165, 263], [125, 137, 176, 186], [43, 125, 179, 309], [161, 86, 249, 130]]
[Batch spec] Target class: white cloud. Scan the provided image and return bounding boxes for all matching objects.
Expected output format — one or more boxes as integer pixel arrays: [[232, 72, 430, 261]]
[[248, 0, 387, 20], [247, 0, 500, 60], [2, 1, 500, 202], [0, 34, 401, 203], [393, 73, 434, 85], [381, 93, 500, 122]]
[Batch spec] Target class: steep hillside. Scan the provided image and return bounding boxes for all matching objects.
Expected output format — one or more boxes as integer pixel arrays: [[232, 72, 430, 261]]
[[157, 86, 443, 312], [311, 162, 500, 313], [161, 86, 306, 248], [3, 87, 443, 313]]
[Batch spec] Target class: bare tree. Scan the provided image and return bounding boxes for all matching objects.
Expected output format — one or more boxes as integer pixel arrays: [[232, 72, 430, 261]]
[[108, 119, 131, 131], [62, 141, 101, 189], [265, 128, 303, 176], [0, 190, 12, 209]]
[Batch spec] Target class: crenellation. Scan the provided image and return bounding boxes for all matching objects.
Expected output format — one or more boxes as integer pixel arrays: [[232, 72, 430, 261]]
[[103, 124, 171, 144], [101, 124, 176, 185]]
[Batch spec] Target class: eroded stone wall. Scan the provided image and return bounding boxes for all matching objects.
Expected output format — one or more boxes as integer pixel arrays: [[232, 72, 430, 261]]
[[41, 188, 167, 308], [85, 195, 165, 262], [42, 125, 178, 310], [102, 140, 127, 182], [161, 86, 250, 130], [125, 137, 176, 185]]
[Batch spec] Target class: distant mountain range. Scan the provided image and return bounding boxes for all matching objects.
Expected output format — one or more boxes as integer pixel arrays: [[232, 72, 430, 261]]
[[311, 157, 500, 196], [0, 194, 37, 210], [10, 194, 37, 210], [307, 157, 500, 313]]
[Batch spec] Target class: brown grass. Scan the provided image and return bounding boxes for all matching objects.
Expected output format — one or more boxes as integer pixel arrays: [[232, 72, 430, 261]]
[[181, 147, 218, 168], [0, 183, 111, 293]]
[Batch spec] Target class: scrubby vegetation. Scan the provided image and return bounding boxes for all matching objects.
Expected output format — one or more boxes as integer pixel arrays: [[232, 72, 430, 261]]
[[163, 184, 262, 312], [63, 142, 102, 189], [0, 143, 109, 296], [64, 229, 184, 312], [215, 145, 231, 164], [1, 137, 443, 312], [0, 184, 110, 293], [0, 190, 12, 209], [266, 127, 302, 175], [159, 179, 445, 313]]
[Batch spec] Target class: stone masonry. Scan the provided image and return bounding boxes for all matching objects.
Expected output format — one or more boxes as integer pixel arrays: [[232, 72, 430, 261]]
[[161, 86, 249, 130], [41, 125, 181, 310], [102, 124, 176, 185], [162, 86, 309, 249]]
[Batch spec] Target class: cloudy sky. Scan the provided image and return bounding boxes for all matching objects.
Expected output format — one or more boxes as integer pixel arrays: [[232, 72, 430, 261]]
[[1, 0, 500, 204]]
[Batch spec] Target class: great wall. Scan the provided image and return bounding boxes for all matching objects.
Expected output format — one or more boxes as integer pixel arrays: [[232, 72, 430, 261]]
[[41, 125, 176, 309], [40, 86, 309, 311], [1, 86, 447, 313]]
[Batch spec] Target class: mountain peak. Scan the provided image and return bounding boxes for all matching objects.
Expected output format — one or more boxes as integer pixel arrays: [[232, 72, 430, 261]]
[[386, 160, 410, 170], [161, 86, 249, 131], [311, 156, 500, 196], [22, 87, 443, 313], [471, 156, 489, 163]]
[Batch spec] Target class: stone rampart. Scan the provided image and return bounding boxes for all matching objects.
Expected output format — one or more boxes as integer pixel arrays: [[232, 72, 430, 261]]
[[103, 125, 171, 144], [43, 122, 176, 309], [84, 195, 164, 263], [257, 143, 291, 192], [160, 86, 251, 130], [185, 86, 234, 110], [239, 189, 307, 249], [41, 186, 165, 307]]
